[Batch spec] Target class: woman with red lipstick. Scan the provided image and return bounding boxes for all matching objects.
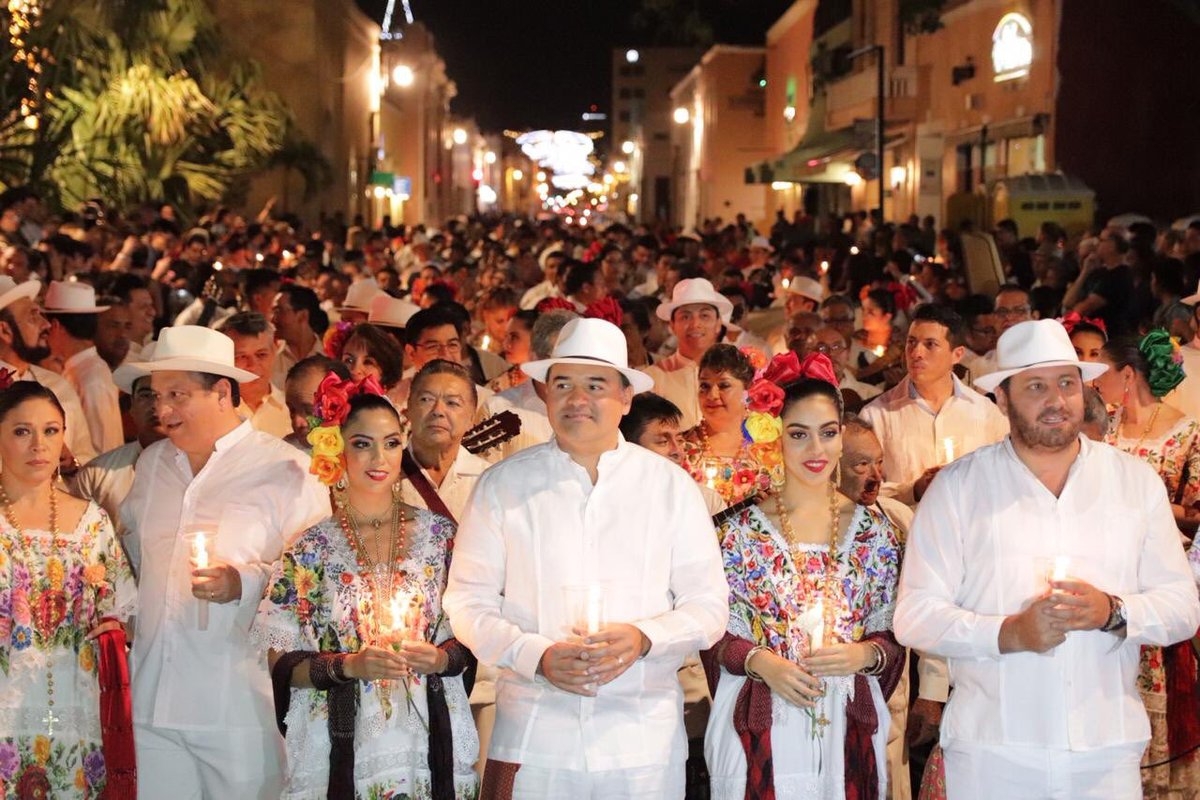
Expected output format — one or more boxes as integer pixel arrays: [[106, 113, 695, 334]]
[[0, 379, 136, 798], [702, 353, 905, 800], [680, 344, 774, 506], [255, 376, 478, 799]]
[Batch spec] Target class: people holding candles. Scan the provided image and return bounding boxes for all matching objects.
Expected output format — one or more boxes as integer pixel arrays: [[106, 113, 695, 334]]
[[701, 351, 905, 799], [254, 376, 479, 799], [895, 320, 1200, 798], [443, 318, 728, 797], [119, 325, 330, 797], [0, 379, 136, 798]]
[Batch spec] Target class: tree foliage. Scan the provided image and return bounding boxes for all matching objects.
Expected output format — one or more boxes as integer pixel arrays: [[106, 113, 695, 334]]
[[0, 0, 295, 212]]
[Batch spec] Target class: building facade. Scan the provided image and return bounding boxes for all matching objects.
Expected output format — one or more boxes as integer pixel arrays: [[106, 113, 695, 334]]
[[611, 46, 705, 224], [754, 0, 1200, 230], [669, 46, 773, 231]]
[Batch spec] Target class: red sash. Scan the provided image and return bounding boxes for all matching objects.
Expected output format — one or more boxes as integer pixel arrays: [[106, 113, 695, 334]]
[[96, 621, 136, 799]]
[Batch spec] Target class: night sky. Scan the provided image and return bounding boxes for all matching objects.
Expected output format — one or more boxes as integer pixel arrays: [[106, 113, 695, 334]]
[[354, 0, 790, 133]]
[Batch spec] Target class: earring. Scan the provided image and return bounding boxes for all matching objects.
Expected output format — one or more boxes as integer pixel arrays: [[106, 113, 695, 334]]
[[392, 480, 403, 497], [334, 475, 348, 492], [832, 462, 842, 487]]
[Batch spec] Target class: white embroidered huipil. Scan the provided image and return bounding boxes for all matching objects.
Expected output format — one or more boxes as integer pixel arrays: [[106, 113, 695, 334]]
[[443, 438, 728, 772], [860, 374, 1009, 506], [62, 346, 124, 454], [120, 421, 330, 731], [894, 437, 1200, 752]]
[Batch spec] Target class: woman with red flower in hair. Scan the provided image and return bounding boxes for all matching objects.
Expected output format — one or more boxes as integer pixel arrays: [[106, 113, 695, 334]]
[[701, 352, 905, 800], [253, 374, 478, 800], [0, 379, 136, 799]]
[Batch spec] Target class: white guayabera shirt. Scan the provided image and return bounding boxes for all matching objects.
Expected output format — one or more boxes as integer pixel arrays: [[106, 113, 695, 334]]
[[895, 436, 1200, 751], [120, 421, 330, 731], [443, 436, 729, 772]]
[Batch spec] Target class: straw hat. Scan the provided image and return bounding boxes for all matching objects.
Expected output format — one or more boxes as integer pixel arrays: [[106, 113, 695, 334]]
[[368, 293, 420, 329], [0, 276, 40, 312], [43, 280, 110, 314], [522, 317, 654, 392], [973, 319, 1108, 392], [655, 278, 734, 324], [124, 325, 257, 383]]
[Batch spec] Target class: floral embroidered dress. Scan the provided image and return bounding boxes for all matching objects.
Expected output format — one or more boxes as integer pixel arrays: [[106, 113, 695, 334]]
[[705, 503, 903, 800], [0, 502, 136, 799], [1109, 414, 1200, 800], [680, 426, 775, 506], [252, 511, 479, 800]]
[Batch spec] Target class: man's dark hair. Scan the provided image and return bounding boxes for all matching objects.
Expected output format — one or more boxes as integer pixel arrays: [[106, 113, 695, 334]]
[[619, 392, 682, 443], [411, 358, 478, 408], [287, 354, 351, 385], [239, 268, 280, 301], [563, 260, 600, 297], [405, 305, 462, 347], [216, 310, 270, 337], [909, 303, 967, 348], [195, 371, 241, 407], [48, 312, 98, 341], [421, 282, 457, 307], [278, 284, 328, 336]]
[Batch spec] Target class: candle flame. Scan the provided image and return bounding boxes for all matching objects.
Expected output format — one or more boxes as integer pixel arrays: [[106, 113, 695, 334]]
[[942, 437, 956, 463], [194, 533, 208, 569], [1052, 556, 1070, 582], [872, 345, 886, 358]]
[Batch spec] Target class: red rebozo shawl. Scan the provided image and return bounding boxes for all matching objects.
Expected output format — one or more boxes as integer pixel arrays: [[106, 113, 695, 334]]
[[96, 621, 136, 799]]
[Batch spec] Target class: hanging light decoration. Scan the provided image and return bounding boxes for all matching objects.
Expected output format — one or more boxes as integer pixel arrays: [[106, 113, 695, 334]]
[[8, 0, 46, 130]]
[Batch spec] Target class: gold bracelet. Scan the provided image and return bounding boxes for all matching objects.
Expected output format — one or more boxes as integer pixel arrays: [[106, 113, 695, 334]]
[[860, 641, 887, 676], [743, 645, 770, 682]]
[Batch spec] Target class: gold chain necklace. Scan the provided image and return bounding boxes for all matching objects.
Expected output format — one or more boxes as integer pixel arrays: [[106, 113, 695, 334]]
[[1127, 402, 1163, 456], [335, 491, 407, 641], [700, 420, 748, 460], [0, 479, 62, 738]]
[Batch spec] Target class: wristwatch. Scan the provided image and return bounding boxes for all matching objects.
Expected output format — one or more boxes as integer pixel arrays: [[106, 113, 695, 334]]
[[1100, 594, 1128, 633]]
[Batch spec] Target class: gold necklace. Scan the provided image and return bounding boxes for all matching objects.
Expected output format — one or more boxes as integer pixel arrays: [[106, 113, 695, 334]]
[[335, 491, 407, 640], [700, 420, 748, 459], [1128, 402, 1163, 456], [0, 479, 62, 738]]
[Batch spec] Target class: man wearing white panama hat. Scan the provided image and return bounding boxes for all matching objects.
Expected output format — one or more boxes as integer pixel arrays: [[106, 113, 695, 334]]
[[895, 319, 1200, 798], [119, 325, 330, 798], [44, 280, 124, 455], [444, 318, 727, 798], [0, 275, 96, 465], [643, 277, 734, 430]]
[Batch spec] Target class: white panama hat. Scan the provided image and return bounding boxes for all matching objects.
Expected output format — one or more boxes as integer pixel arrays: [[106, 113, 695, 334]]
[[522, 317, 654, 393], [973, 319, 1108, 392], [787, 276, 825, 304], [337, 278, 382, 313], [749, 235, 774, 253], [368, 293, 420, 329], [113, 342, 155, 394], [655, 278, 734, 324], [43, 280, 110, 314], [124, 325, 257, 384], [0, 276, 40, 312]]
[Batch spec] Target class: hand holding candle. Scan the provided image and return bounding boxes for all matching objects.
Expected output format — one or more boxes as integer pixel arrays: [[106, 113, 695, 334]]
[[183, 528, 218, 631]]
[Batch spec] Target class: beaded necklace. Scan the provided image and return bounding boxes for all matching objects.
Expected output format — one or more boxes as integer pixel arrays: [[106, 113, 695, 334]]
[[0, 479, 63, 737], [335, 491, 408, 641]]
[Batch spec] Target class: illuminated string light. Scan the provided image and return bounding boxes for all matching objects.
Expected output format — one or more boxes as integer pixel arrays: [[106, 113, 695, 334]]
[[8, 0, 45, 129]]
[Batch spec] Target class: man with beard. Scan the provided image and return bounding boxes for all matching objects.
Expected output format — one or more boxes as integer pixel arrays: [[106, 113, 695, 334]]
[[895, 320, 1200, 798], [0, 275, 96, 466]]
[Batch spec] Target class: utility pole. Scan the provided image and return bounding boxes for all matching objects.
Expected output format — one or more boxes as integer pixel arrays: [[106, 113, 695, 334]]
[[847, 44, 885, 220]]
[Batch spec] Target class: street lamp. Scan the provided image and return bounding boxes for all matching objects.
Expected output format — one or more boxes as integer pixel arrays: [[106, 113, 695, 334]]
[[846, 43, 885, 218], [392, 64, 415, 88]]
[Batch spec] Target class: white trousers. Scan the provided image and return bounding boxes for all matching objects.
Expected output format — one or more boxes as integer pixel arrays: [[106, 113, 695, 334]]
[[512, 757, 686, 799], [943, 741, 1144, 800], [135, 723, 284, 800]]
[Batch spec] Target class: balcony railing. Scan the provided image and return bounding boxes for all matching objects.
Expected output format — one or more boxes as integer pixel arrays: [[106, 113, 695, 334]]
[[825, 64, 927, 130]]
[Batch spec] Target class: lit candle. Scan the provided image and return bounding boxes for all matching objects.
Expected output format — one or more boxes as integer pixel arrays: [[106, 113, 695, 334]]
[[850, 246, 860, 255], [872, 344, 886, 358], [391, 590, 419, 641], [704, 464, 718, 489], [480, 334, 492, 351], [1051, 556, 1070, 583], [191, 532, 210, 631], [585, 589, 604, 636], [820, 260, 830, 274], [808, 597, 825, 653], [194, 532, 209, 569], [942, 437, 956, 463], [781, 277, 791, 290]]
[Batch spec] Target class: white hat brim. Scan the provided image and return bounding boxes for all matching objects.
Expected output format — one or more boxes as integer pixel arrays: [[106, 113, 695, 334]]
[[45, 305, 110, 314], [974, 359, 1108, 393], [112, 362, 149, 394], [126, 356, 259, 385], [655, 295, 735, 324], [0, 280, 41, 311], [521, 356, 654, 394]]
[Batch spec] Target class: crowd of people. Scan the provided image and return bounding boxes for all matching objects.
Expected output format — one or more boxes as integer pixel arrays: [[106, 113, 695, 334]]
[[2, 183, 1200, 799]]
